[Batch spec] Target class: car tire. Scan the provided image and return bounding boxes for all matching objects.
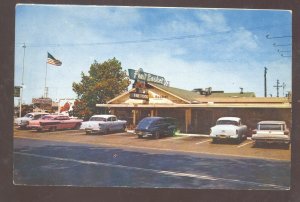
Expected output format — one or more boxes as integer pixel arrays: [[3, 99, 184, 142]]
[[283, 144, 290, 150], [74, 123, 81, 130], [254, 141, 262, 148], [212, 138, 218, 144], [137, 135, 142, 139], [122, 125, 126, 132], [237, 136, 242, 144], [154, 131, 160, 139], [49, 127, 56, 132], [103, 128, 109, 135], [170, 128, 176, 136], [86, 131, 91, 135]]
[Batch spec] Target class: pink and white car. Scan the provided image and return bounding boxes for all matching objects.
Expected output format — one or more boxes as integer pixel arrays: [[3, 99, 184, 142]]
[[27, 115, 83, 132]]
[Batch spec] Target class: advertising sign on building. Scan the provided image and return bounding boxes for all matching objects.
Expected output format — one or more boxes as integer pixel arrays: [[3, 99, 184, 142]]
[[129, 92, 149, 100], [128, 68, 167, 86], [58, 99, 76, 113], [32, 98, 52, 105]]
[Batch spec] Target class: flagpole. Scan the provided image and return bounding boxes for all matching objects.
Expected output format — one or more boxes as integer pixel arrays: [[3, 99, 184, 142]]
[[44, 59, 48, 98]]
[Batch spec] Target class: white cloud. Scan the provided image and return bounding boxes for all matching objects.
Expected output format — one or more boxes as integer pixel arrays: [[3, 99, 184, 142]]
[[195, 11, 230, 32]]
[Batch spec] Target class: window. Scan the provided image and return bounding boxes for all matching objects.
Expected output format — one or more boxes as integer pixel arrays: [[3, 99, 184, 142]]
[[24, 113, 33, 118], [259, 124, 283, 131], [90, 117, 106, 121], [216, 120, 238, 126], [42, 116, 54, 120]]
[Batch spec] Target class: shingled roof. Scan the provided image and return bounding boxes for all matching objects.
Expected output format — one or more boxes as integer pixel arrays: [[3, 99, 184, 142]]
[[148, 83, 203, 103], [208, 92, 256, 98]]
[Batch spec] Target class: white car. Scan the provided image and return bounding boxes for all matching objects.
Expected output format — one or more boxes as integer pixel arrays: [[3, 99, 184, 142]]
[[251, 121, 290, 148], [210, 117, 248, 143], [80, 114, 127, 135], [14, 112, 49, 129]]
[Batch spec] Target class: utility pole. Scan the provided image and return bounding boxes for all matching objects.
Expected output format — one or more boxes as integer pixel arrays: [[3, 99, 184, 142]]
[[282, 82, 286, 97], [264, 67, 267, 97], [273, 79, 282, 97], [19, 43, 26, 117]]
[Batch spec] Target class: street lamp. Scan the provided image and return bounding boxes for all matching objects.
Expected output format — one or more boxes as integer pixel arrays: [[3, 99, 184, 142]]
[[19, 43, 26, 117]]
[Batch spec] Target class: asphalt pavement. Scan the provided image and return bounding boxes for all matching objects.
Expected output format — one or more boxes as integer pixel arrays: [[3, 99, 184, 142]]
[[13, 137, 290, 189]]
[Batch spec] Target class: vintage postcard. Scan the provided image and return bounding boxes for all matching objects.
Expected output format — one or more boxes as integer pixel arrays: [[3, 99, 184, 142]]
[[13, 4, 292, 190]]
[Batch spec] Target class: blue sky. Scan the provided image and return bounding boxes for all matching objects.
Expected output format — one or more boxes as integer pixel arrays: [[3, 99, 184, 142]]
[[15, 5, 292, 104]]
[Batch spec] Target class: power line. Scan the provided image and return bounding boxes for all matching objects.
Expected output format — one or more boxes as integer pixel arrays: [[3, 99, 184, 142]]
[[15, 23, 291, 48], [266, 34, 292, 39]]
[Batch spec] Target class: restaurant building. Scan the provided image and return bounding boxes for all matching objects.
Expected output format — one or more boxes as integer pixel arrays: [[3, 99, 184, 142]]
[[96, 69, 291, 134]]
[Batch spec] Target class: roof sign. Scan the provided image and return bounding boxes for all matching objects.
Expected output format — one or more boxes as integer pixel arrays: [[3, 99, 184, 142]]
[[128, 68, 167, 85]]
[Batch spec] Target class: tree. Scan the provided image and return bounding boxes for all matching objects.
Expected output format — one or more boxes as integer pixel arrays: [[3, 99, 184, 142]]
[[72, 58, 130, 119]]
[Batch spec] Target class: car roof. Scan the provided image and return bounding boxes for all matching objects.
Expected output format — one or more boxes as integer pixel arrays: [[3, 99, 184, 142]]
[[28, 112, 49, 115], [44, 114, 67, 117], [141, 116, 165, 121], [142, 117, 176, 120], [91, 114, 115, 118], [258, 121, 286, 124], [217, 117, 240, 122]]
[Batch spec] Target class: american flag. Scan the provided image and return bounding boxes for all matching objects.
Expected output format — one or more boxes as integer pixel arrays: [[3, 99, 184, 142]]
[[47, 52, 62, 66]]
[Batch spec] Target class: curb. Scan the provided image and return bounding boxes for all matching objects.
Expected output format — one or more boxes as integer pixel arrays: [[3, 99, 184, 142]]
[[127, 130, 210, 137]]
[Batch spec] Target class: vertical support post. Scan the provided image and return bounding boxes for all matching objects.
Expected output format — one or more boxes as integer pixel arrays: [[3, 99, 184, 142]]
[[132, 109, 136, 126], [185, 108, 192, 133], [19, 87, 22, 117], [150, 109, 157, 117], [264, 67, 267, 97], [44, 61, 48, 98], [19, 43, 26, 117]]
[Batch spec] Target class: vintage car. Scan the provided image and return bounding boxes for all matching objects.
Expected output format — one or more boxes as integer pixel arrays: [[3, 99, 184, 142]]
[[27, 115, 83, 132], [251, 121, 290, 148], [134, 117, 178, 139], [14, 112, 49, 129], [80, 114, 127, 135], [209, 117, 248, 143]]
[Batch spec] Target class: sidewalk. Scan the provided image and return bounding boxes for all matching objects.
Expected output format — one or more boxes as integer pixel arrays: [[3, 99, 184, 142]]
[[126, 130, 210, 137]]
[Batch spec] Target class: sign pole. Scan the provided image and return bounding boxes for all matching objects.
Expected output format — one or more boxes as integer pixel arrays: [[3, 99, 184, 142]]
[[44, 60, 48, 98], [19, 43, 26, 117], [19, 87, 22, 117]]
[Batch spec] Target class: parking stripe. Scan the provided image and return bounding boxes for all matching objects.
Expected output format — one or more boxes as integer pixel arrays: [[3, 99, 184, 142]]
[[14, 151, 289, 190], [195, 139, 211, 145], [158, 136, 188, 142], [237, 141, 253, 148]]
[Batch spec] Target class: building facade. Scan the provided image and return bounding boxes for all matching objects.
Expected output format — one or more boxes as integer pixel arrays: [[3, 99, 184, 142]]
[[97, 82, 291, 134]]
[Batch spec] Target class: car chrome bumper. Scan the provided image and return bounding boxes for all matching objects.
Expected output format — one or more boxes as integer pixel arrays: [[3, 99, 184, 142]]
[[135, 131, 153, 137], [84, 128, 102, 133], [252, 138, 290, 144], [210, 134, 238, 139]]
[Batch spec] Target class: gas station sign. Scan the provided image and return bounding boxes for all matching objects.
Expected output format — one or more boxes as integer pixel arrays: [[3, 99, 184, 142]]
[[14, 86, 22, 97]]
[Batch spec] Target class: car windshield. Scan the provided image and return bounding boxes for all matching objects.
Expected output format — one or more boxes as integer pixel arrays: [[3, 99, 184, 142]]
[[89, 117, 107, 121], [259, 124, 283, 130], [32, 115, 41, 120], [24, 114, 33, 118], [41, 116, 54, 120], [216, 120, 238, 126], [137, 118, 157, 129]]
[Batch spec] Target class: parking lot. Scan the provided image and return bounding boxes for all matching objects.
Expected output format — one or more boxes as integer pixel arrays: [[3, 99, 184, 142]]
[[14, 128, 290, 161]]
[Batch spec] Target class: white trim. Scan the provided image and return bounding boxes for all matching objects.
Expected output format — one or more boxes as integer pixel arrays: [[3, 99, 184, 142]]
[[96, 103, 291, 109]]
